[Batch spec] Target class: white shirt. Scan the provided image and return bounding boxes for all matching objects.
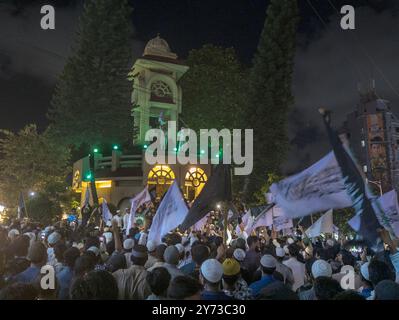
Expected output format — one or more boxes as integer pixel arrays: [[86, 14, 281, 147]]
[[283, 257, 306, 292]]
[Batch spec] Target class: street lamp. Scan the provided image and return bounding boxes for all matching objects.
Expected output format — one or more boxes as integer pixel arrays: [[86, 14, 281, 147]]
[[29, 191, 36, 197], [366, 179, 383, 196]]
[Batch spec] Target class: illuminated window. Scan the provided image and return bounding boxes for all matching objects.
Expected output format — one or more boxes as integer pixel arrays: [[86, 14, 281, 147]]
[[147, 165, 175, 198], [151, 80, 172, 98], [185, 167, 207, 200]]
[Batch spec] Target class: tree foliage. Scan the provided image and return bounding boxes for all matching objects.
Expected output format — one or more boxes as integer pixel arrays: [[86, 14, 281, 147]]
[[181, 44, 247, 132], [0, 124, 70, 208], [48, 0, 133, 148], [243, 0, 299, 203]]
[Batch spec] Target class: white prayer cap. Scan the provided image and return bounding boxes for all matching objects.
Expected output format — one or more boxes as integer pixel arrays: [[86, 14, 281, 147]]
[[201, 259, 223, 283], [283, 245, 290, 255], [260, 254, 277, 268], [233, 248, 246, 262], [123, 239, 135, 250], [311, 259, 332, 278], [146, 240, 156, 253], [272, 239, 281, 248], [175, 243, 184, 254], [287, 238, 294, 245], [87, 246, 100, 256], [8, 229, 20, 240], [360, 262, 370, 281], [47, 231, 61, 245], [275, 247, 286, 258]]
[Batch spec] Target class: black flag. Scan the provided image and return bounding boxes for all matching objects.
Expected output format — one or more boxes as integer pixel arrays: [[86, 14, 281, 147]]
[[320, 109, 382, 250], [179, 164, 232, 231], [17, 192, 26, 219]]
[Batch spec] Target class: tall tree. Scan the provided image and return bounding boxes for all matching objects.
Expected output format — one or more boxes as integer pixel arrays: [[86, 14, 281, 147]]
[[244, 0, 299, 203], [181, 44, 247, 132], [48, 0, 133, 149], [0, 125, 70, 208]]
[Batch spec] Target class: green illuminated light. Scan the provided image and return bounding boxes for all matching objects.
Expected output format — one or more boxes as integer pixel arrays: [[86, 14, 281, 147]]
[[113, 145, 119, 150], [173, 147, 178, 152], [93, 148, 99, 153], [143, 144, 148, 149], [200, 149, 205, 154]]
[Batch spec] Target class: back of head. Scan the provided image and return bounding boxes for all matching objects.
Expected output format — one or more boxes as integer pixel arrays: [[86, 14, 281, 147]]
[[63, 247, 81, 269], [314, 276, 343, 300], [74, 255, 95, 277], [247, 236, 258, 248], [200, 258, 224, 286], [84, 236, 100, 251], [288, 243, 300, 258], [311, 259, 332, 279], [375, 280, 399, 300], [0, 283, 38, 300], [28, 241, 47, 265], [54, 242, 67, 262], [235, 238, 246, 251], [163, 245, 179, 265], [130, 244, 148, 266], [155, 244, 167, 261], [191, 244, 210, 265], [257, 282, 298, 300], [105, 252, 127, 273], [368, 259, 395, 287], [167, 276, 203, 300], [333, 290, 366, 300], [146, 267, 171, 296], [70, 270, 118, 300], [11, 235, 30, 257]]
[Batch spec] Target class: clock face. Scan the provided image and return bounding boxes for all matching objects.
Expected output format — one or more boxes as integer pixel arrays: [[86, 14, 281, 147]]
[[151, 80, 172, 98], [73, 170, 80, 189]]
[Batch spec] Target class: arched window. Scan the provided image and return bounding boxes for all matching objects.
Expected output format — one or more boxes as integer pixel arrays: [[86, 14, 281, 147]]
[[185, 167, 207, 200], [151, 80, 173, 100], [147, 165, 175, 198]]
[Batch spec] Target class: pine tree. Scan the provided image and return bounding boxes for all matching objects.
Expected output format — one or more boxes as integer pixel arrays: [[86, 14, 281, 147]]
[[48, 0, 133, 149], [244, 0, 299, 203]]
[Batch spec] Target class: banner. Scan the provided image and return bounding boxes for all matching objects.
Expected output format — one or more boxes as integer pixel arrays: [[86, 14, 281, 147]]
[[270, 152, 352, 219], [101, 199, 113, 224], [272, 207, 293, 232], [305, 209, 334, 238], [126, 187, 152, 233], [374, 190, 399, 237], [148, 181, 189, 245]]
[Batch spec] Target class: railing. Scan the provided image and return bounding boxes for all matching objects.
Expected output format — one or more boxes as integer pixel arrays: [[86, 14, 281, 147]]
[[95, 154, 142, 170]]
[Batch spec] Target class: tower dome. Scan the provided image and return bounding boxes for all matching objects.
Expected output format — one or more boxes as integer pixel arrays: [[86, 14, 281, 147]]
[[143, 34, 178, 60]]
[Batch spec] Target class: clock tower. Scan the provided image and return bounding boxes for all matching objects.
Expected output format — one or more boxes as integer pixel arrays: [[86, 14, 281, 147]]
[[129, 35, 189, 146]]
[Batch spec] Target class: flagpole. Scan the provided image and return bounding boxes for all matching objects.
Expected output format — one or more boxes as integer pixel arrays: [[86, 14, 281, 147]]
[[223, 204, 228, 246], [23, 193, 29, 220]]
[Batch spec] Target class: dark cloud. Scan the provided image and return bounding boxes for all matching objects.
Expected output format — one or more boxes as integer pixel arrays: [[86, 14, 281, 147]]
[[285, 5, 399, 173]]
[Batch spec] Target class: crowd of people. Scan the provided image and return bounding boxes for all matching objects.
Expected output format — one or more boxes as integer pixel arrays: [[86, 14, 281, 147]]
[[0, 204, 398, 301]]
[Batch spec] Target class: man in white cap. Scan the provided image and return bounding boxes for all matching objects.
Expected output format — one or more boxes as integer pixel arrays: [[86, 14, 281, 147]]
[[123, 238, 135, 268], [200, 259, 233, 300], [249, 254, 279, 297], [275, 247, 294, 288], [161, 245, 185, 279], [144, 240, 158, 269], [47, 231, 62, 266], [299, 259, 332, 300]]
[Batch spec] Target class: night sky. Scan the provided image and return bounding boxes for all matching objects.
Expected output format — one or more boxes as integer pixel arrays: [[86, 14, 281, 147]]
[[1, 0, 399, 173]]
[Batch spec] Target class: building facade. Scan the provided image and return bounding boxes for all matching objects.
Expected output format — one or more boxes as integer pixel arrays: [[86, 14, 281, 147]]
[[72, 36, 211, 212], [341, 83, 399, 195]]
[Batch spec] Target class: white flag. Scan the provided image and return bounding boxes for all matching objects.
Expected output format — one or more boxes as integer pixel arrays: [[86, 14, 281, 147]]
[[270, 152, 352, 218], [192, 213, 209, 231], [126, 187, 151, 233], [81, 187, 92, 208], [250, 207, 274, 232], [305, 209, 334, 238], [374, 190, 399, 237], [148, 181, 189, 245], [272, 207, 293, 231], [102, 199, 113, 224]]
